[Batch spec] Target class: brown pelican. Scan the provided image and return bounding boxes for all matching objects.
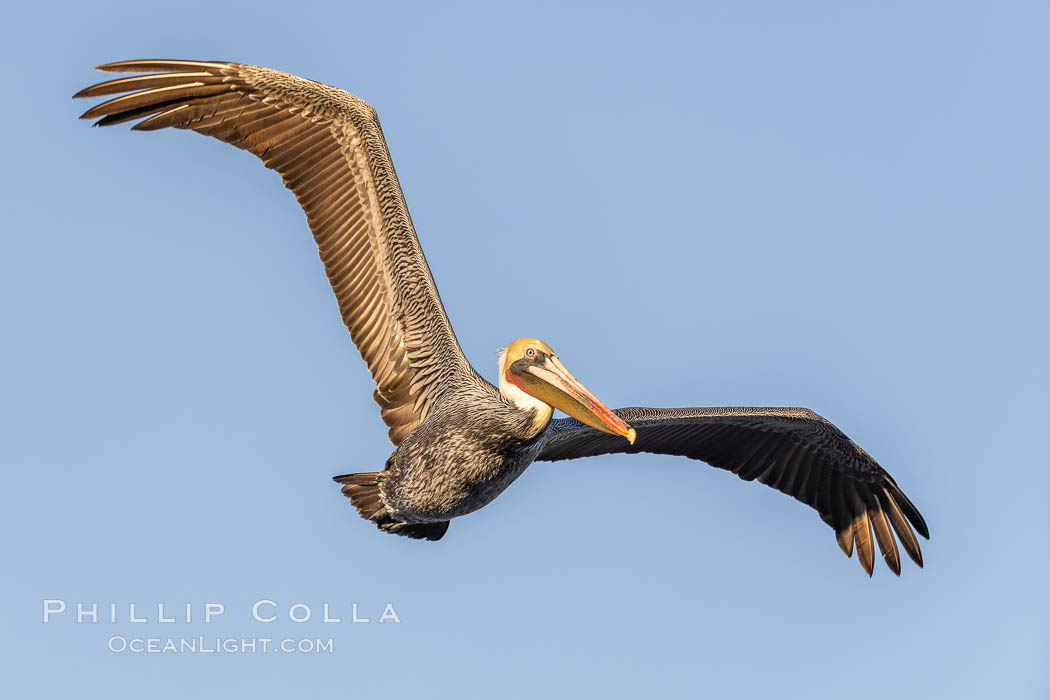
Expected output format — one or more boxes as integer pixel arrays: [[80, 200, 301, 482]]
[[76, 59, 929, 575]]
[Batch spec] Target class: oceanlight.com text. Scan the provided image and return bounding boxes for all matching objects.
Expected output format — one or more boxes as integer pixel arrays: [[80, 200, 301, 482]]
[[107, 636, 335, 654]]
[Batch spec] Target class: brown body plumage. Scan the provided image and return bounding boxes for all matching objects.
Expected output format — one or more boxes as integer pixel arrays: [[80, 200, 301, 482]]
[[76, 60, 929, 575], [336, 381, 547, 541]]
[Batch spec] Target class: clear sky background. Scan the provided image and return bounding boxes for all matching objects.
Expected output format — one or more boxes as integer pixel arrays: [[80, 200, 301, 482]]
[[2, 1, 1047, 697]]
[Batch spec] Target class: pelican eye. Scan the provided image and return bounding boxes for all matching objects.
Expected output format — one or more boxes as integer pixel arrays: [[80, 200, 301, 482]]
[[525, 347, 537, 359]]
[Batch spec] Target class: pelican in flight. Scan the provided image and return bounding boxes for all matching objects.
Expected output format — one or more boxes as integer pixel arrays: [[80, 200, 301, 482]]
[[76, 59, 929, 575]]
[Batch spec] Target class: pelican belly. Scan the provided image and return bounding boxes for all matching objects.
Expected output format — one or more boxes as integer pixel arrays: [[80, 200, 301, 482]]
[[380, 411, 547, 523]]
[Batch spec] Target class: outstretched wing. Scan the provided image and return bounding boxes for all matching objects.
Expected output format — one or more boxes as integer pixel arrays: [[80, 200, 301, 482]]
[[539, 406, 929, 575], [76, 60, 480, 444]]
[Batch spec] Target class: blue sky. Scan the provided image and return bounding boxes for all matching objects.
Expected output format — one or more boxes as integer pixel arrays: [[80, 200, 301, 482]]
[[3, 1, 1048, 697]]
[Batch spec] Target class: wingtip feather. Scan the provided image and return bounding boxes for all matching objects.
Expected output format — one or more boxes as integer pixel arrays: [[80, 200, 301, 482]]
[[881, 488, 924, 568], [93, 59, 231, 74], [847, 483, 875, 576], [836, 522, 854, 558]]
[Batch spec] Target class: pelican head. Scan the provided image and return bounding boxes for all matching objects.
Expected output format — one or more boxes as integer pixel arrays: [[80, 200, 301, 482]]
[[498, 338, 636, 443]]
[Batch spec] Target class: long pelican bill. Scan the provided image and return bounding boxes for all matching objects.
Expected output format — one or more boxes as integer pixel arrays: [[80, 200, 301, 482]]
[[517, 355, 636, 443]]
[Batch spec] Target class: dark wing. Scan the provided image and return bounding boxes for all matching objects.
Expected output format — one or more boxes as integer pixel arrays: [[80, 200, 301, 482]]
[[75, 60, 479, 444], [539, 406, 929, 576]]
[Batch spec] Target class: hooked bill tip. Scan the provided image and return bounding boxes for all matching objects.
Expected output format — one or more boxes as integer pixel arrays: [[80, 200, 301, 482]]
[[626, 428, 636, 445]]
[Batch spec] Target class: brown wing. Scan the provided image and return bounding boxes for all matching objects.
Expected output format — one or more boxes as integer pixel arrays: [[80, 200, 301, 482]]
[[539, 406, 929, 576], [76, 59, 480, 444]]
